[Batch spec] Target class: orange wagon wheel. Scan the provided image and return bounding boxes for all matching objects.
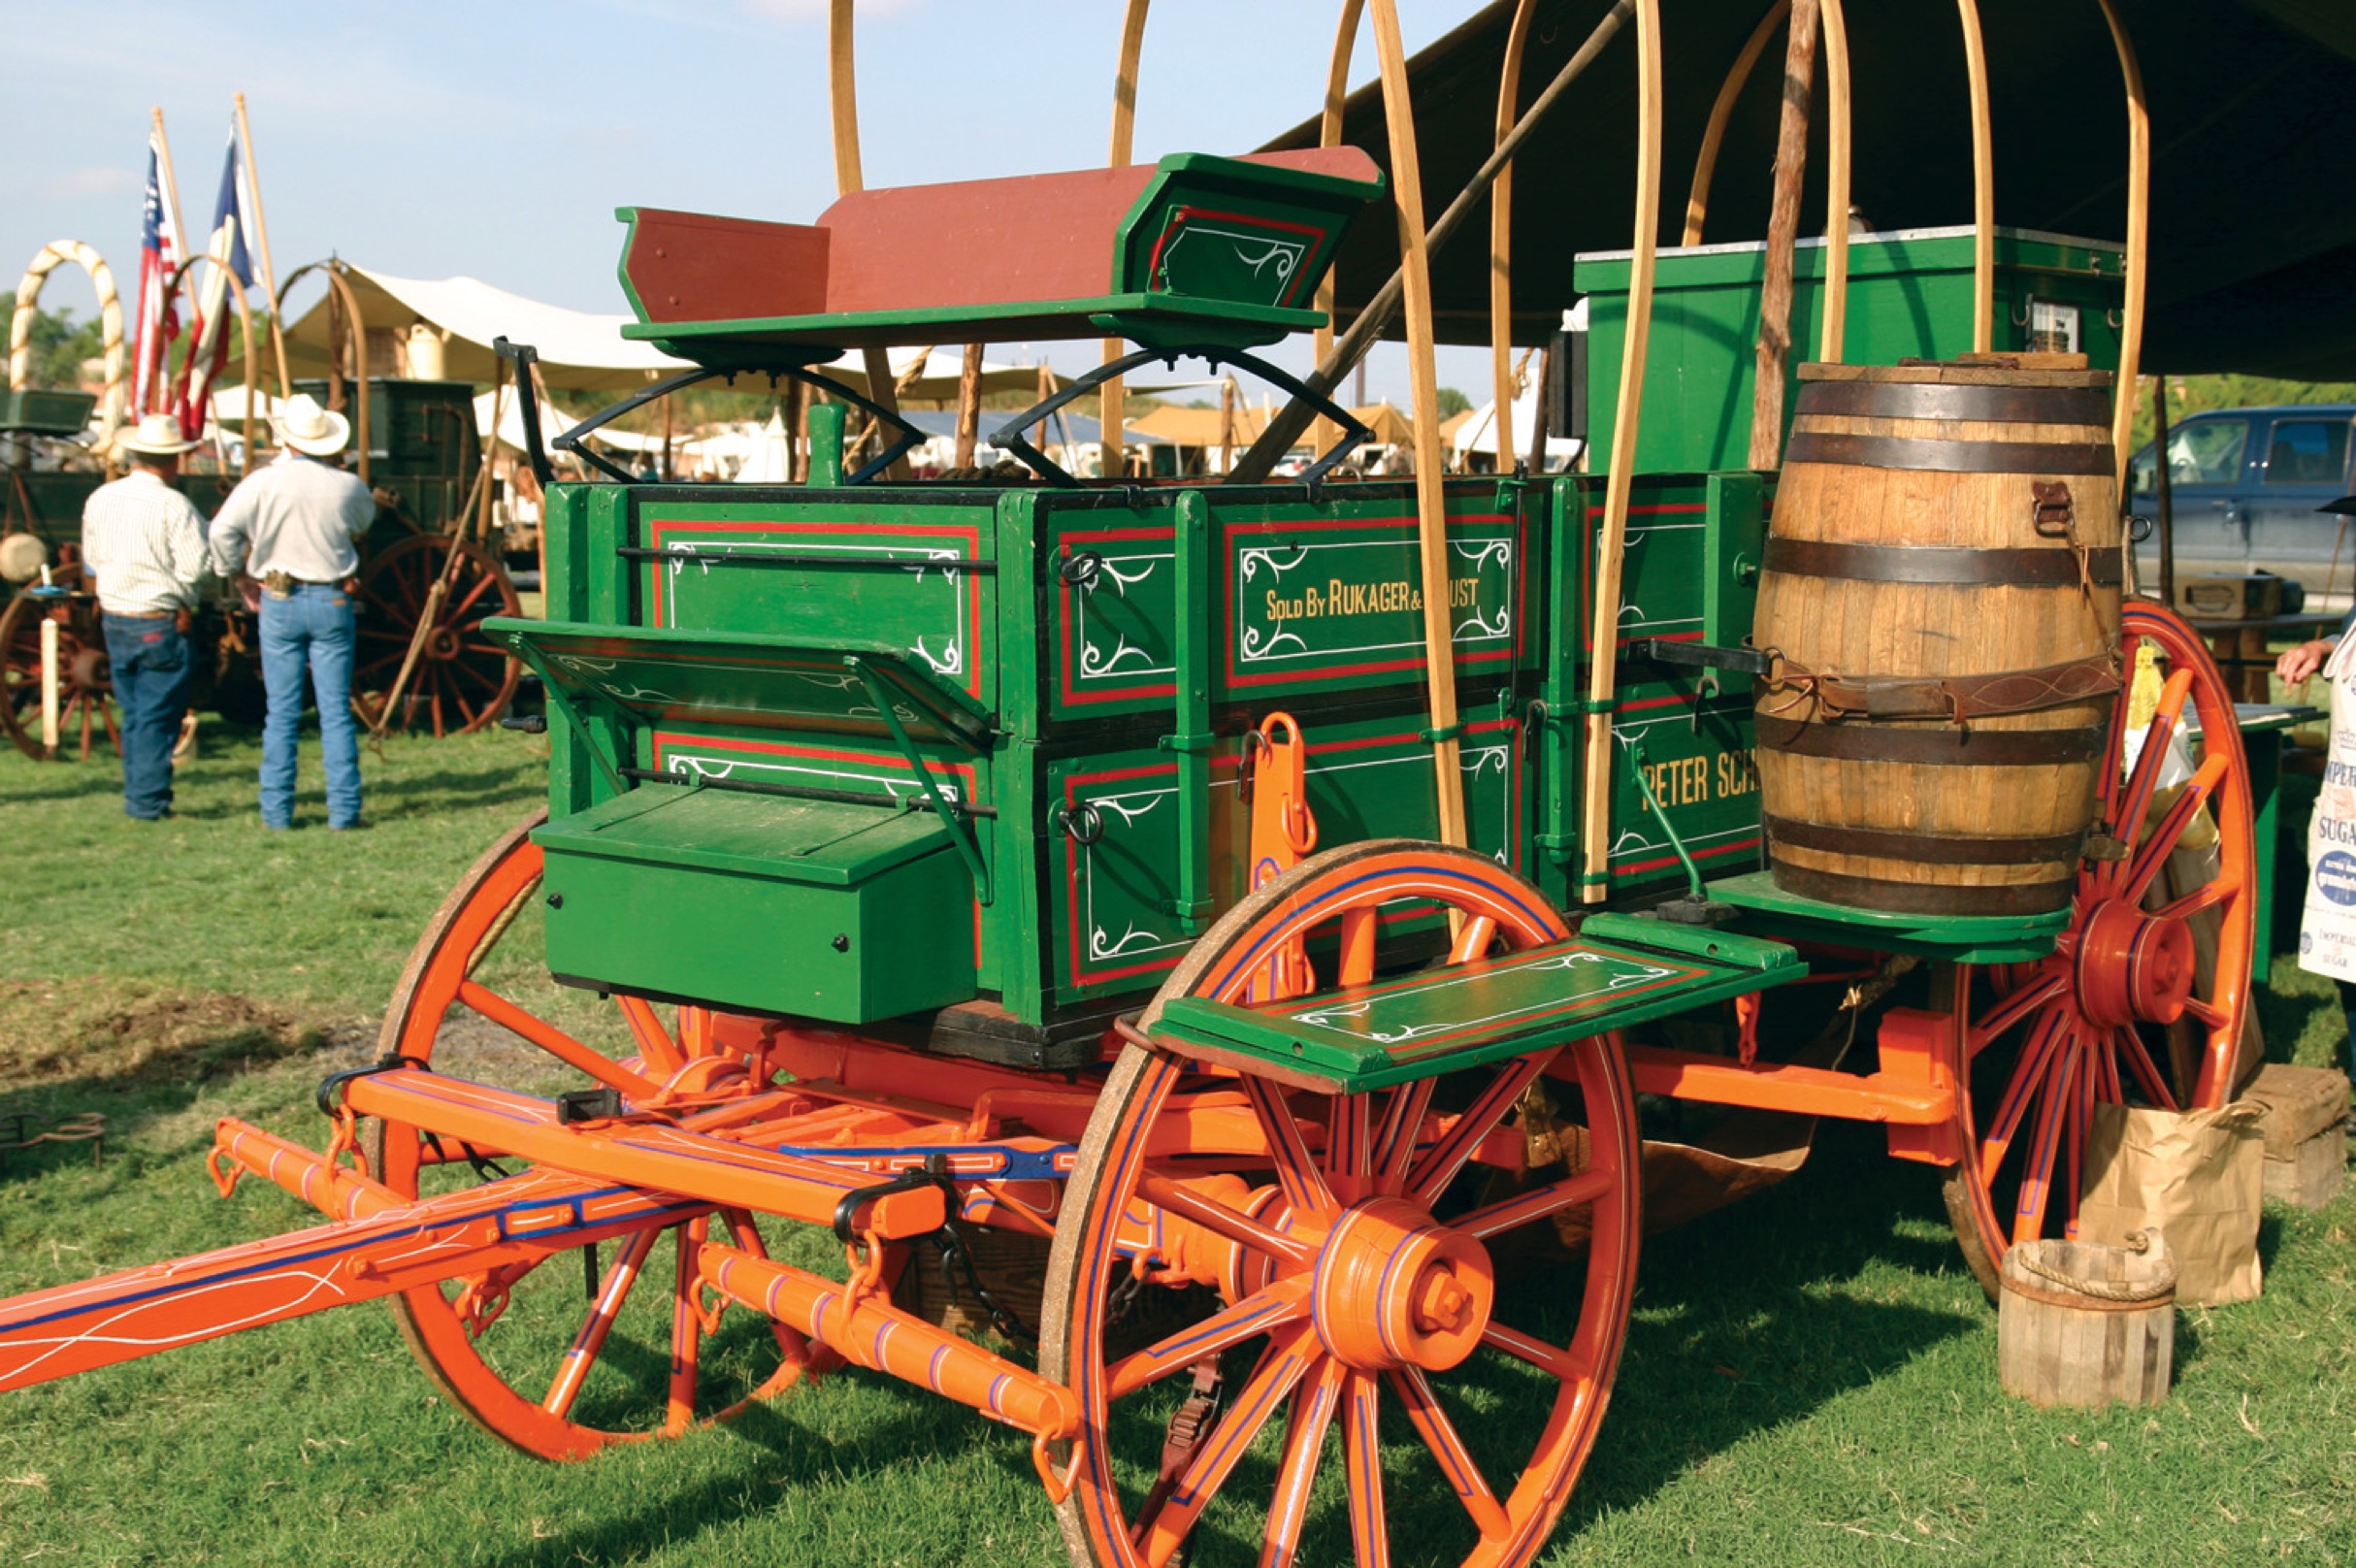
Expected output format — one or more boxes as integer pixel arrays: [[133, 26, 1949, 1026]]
[[1942, 602, 2254, 1297], [363, 811, 808, 1459], [1040, 839, 1641, 1568]]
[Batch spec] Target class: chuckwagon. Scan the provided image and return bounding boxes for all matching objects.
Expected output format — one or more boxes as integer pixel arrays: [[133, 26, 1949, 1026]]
[[0, 4, 2256, 1563]]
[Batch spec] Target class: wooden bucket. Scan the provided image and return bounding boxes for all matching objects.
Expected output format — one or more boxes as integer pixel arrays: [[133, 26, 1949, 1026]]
[[1751, 360, 2122, 914], [1997, 1235, 2176, 1409]]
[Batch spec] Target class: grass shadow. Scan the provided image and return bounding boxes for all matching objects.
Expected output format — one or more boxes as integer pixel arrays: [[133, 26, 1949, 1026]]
[[1562, 1121, 1984, 1527]]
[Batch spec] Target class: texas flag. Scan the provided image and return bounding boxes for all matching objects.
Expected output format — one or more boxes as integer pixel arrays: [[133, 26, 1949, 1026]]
[[131, 131, 181, 418], [175, 128, 256, 439]]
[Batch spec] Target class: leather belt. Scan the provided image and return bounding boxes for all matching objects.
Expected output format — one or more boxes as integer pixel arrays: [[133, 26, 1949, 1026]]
[[1762, 537, 2121, 588], [1783, 430, 2115, 475], [1753, 713, 2108, 766], [1760, 652, 2120, 723]]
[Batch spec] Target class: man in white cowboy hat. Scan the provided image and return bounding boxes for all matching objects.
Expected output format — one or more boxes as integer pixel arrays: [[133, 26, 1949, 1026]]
[[208, 393, 378, 830], [82, 411, 211, 821]]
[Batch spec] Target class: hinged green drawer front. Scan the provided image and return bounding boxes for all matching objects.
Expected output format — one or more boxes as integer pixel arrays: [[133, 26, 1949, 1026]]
[[1152, 927, 1800, 1094], [535, 787, 976, 1025]]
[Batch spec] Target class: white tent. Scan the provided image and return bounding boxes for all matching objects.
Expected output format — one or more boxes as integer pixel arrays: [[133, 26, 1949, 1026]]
[[1451, 383, 1584, 471]]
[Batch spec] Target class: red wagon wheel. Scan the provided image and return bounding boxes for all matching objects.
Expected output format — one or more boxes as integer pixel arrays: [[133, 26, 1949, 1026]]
[[0, 587, 120, 761], [1041, 839, 1641, 1568], [1942, 603, 2254, 1298], [352, 533, 522, 737], [364, 811, 807, 1459]]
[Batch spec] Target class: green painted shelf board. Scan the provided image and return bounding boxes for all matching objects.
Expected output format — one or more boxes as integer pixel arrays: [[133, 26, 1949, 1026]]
[[1708, 869, 2068, 964], [1154, 931, 1802, 1094], [532, 785, 955, 887]]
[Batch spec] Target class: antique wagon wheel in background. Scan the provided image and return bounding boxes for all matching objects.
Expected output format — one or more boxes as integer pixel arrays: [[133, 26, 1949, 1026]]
[[364, 811, 808, 1459], [0, 585, 117, 761], [1042, 839, 1641, 1568], [352, 533, 522, 738], [1943, 603, 2254, 1298]]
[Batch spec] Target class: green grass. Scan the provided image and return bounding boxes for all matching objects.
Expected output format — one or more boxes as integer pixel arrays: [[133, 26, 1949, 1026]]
[[2, 725, 2353, 1566]]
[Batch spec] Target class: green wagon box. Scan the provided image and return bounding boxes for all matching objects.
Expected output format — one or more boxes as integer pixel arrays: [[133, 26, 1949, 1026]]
[[1577, 225, 2128, 473]]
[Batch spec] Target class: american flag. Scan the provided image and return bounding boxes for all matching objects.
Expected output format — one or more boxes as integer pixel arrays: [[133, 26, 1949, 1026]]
[[132, 131, 181, 418], [174, 128, 256, 439]]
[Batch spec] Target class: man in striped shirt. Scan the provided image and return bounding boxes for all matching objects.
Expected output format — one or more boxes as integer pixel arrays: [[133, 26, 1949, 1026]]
[[82, 412, 210, 821]]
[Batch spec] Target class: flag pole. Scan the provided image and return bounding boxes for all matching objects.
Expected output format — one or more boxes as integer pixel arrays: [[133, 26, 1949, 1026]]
[[233, 92, 290, 402], [148, 108, 190, 414]]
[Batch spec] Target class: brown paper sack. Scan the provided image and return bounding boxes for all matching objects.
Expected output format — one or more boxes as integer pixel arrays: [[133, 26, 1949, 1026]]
[[2078, 1100, 2266, 1304]]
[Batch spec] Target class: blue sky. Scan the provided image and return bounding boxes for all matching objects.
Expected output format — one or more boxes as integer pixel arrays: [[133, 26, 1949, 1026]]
[[0, 0, 1496, 404]]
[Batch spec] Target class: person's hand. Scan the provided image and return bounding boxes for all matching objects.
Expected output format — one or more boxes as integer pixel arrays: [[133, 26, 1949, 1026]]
[[236, 573, 263, 613], [2276, 637, 2337, 685]]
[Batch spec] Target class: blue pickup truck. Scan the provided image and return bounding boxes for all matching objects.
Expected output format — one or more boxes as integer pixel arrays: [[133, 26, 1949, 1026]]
[[2129, 404, 2356, 605]]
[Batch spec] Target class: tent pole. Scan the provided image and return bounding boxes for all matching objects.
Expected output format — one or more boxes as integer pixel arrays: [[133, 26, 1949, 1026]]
[[1311, 0, 1367, 458], [1747, 0, 1818, 471], [953, 343, 982, 471], [233, 95, 290, 403], [1956, 0, 1995, 353], [1817, 0, 1852, 364], [827, 0, 909, 482], [1227, 0, 1634, 485], [2094, 0, 2150, 499], [1489, 0, 1539, 468], [1100, 0, 1150, 483], [1684, 1, 1789, 245]]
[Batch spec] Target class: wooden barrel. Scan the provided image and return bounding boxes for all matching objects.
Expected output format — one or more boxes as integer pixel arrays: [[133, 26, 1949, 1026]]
[[1997, 1236, 2176, 1409], [1751, 360, 2121, 914]]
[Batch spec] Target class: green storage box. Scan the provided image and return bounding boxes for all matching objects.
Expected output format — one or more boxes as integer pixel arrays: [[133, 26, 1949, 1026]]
[[535, 786, 977, 1025], [1577, 224, 2127, 473], [0, 388, 97, 437]]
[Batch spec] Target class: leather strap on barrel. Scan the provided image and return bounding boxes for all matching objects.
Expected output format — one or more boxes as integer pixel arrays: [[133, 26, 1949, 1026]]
[[1753, 713, 2108, 766], [1770, 862, 2078, 916], [1764, 813, 2085, 866], [1762, 537, 2121, 587], [1783, 431, 2115, 475], [1794, 378, 2116, 427], [1760, 653, 2120, 723]]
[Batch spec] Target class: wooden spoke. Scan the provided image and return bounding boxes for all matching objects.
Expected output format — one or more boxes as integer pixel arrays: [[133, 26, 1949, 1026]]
[[2155, 878, 2236, 923], [1968, 973, 2065, 1055], [1138, 1324, 1320, 1568], [1336, 905, 1379, 987], [1261, 1358, 1346, 1568], [2121, 753, 2226, 903], [616, 995, 688, 1075], [1447, 914, 1497, 965], [1406, 1052, 1554, 1207], [1107, 1281, 1311, 1402], [2010, 1030, 2081, 1246], [1242, 1076, 1332, 1217], [542, 1225, 661, 1417], [1980, 1010, 2069, 1166], [1135, 1173, 1313, 1266], [1480, 1321, 1577, 1380], [1453, 1166, 1614, 1242], [455, 979, 663, 1098], [2114, 1025, 2177, 1111], [1370, 1079, 1434, 1187], [2180, 996, 2229, 1029], [1340, 1371, 1390, 1568], [2100, 669, 2194, 886], [1387, 1366, 1509, 1540], [1326, 1094, 1372, 1179]]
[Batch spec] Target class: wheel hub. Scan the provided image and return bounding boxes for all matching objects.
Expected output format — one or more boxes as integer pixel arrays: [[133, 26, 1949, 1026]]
[[427, 626, 462, 661], [69, 645, 108, 690], [1309, 1196, 1493, 1372], [2074, 898, 2195, 1028]]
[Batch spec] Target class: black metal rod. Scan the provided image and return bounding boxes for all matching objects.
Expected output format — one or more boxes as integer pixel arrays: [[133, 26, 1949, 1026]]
[[619, 766, 997, 818]]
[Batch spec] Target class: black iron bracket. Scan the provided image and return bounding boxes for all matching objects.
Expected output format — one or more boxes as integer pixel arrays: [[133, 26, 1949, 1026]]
[[988, 343, 1371, 489], [546, 359, 926, 488], [1625, 637, 1773, 677], [492, 338, 555, 491]]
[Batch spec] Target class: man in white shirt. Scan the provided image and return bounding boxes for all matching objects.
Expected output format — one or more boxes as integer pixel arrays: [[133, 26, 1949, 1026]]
[[208, 394, 377, 830], [82, 412, 209, 821]]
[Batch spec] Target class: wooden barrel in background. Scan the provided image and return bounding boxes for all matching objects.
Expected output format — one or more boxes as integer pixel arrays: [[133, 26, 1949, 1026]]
[[1751, 361, 2121, 915]]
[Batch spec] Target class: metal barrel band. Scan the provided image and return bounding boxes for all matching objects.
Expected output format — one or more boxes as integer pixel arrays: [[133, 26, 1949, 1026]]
[[1752, 713, 2108, 767], [1768, 862, 2077, 916], [1760, 537, 2122, 589], [1792, 377, 2117, 427], [1782, 430, 2116, 476], [1763, 813, 2086, 866]]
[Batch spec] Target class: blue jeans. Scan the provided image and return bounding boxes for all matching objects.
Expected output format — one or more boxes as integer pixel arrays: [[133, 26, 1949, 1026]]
[[102, 612, 192, 820], [258, 583, 361, 829]]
